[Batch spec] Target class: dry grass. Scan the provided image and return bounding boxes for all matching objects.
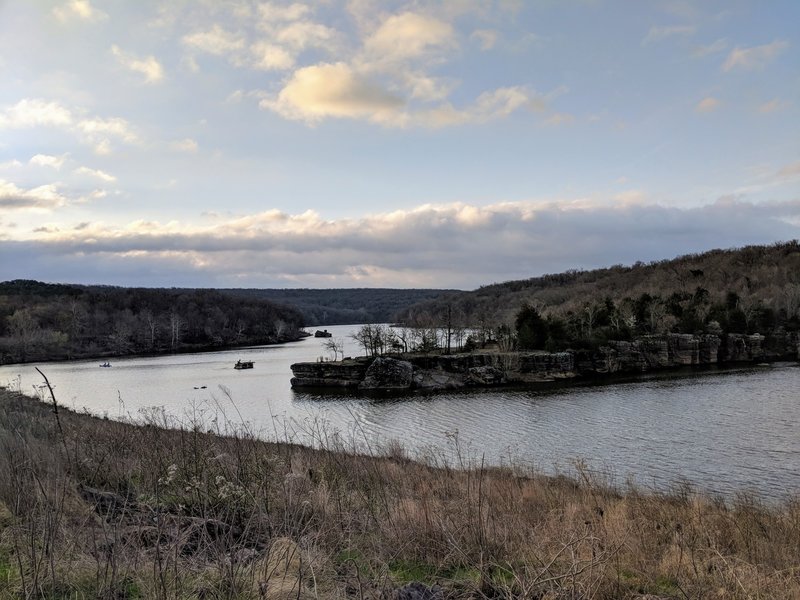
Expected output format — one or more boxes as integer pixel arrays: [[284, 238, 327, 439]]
[[0, 385, 799, 599]]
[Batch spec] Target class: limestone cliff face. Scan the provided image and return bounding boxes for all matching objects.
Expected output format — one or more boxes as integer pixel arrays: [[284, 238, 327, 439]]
[[290, 357, 372, 388], [290, 332, 797, 393]]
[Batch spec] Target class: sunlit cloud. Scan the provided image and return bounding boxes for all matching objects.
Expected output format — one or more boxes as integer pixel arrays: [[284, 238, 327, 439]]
[[74, 166, 116, 182], [0, 180, 68, 211], [52, 0, 107, 23], [183, 25, 246, 57], [362, 12, 456, 65], [759, 98, 789, 114], [723, 40, 789, 71], [169, 138, 199, 153], [111, 45, 165, 84], [4, 198, 799, 288], [30, 154, 68, 170], [695, 97, 720, 113], [0, 99, 138, 154]]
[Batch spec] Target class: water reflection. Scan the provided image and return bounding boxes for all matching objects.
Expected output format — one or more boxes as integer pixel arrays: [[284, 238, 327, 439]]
[[0, 323, 798, 499]]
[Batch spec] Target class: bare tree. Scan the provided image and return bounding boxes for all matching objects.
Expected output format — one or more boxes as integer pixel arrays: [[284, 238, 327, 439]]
[[322, 337, 344, 361]]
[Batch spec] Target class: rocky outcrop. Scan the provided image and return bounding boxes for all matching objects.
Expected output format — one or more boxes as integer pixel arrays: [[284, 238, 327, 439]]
[[289, 357, 372, 388], [360, 357, 414, 390], [290, 333, 797, 393]]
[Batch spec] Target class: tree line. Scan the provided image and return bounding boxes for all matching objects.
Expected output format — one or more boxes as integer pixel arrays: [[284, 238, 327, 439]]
[[393, 241, 800, 353], [0, 281, 305, 364]]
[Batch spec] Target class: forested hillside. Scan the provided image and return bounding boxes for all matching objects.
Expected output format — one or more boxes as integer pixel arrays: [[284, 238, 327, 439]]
[[222, 287, 453, 325], [396, 241, 800, 350], [0, 281, 305, 364]]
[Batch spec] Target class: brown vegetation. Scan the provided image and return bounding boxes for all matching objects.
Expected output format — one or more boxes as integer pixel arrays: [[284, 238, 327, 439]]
[[0, 281, 305, 364], [396, 242, 800, 350], [1, 385, 799, 599]]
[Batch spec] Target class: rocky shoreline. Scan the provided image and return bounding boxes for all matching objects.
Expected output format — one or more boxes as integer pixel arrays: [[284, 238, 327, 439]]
[[291, 332, 800, 392]]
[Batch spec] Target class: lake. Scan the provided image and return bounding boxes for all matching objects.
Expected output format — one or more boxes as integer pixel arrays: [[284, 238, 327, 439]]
[[1, 323, 798, 500]]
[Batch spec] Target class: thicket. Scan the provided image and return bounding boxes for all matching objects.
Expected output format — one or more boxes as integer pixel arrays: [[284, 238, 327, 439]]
[[0, 281, 305, 364], [1, 386, 799, 598], [397, 242, 800, 351]]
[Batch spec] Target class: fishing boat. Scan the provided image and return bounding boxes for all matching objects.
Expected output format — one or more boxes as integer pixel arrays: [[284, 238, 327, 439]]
[[314, 329, 333, 338], [99, 362, 112, 368], [234, 360, 254, 370]]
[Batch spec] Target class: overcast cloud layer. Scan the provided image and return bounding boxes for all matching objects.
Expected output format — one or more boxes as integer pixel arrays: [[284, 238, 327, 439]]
[[1, 1, 799, 288]]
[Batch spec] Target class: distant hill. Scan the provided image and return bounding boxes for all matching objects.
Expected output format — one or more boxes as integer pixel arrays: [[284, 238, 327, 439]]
[[0, 281, 306, 364], [396, 241, 800, 346], [221, 288, 455, 325]]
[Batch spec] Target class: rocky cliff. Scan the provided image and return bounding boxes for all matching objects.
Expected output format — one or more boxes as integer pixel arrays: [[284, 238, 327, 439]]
[[290, 332, 799, 393]]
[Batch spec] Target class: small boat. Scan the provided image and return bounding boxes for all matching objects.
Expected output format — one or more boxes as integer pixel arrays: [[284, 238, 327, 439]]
[[234, 360, 254, 370], [314, 329, 333, 338], [99, 362, 112, 368]]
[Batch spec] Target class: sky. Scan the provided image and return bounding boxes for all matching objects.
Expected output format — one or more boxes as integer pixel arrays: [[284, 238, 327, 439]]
[[1, 0, 799, 290]]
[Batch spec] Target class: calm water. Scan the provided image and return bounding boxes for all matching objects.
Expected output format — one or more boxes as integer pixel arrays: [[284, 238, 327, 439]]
[[1, 324, 798, 500]]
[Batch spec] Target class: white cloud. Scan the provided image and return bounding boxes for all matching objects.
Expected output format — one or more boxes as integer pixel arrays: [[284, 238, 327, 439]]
[[0, 179, 68, 211], [276, 21, 340, 51], [261, 61, 546, 128], [170, 138, 199, 153], [111, 45, 165, 84], [258, 3, 311, 24], [0, 99, 73, 129], [53, 0, 106, 23], [723, 40, 789, 71], [6, 198, 799, 288], [643, 24, 696, 44], [183, 25, 246, 56], [74, 166, 116, 182], [363, 12, 456, 65], [0, 160, 23, 170], [250, 41, 295, 71], [30, 154, 68, 170], [695, 97, 720, 113], [0, 99, 138, 153], [260, 62, 404, 125]]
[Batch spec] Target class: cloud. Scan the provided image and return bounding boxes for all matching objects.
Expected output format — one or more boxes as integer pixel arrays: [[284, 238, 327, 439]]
[[74, 166, 116, 182], [30, 154, 68, 170], [111, 45, 165, 83], [0, 180, 68, 211], [643, 24, 696, 44], [692, 38, 727, 57], [777, 161, 800, 178], [52, 0, 106, 23], [0, 99, 72, 128], [0, 99, 138, 153], [257, 2, 311, 24], [261, 60, 545, 128], [6, 198, 798, 288], [363, 12, 456, 65], [723, 40, 789, 71], [544, 112, 576, 126], [260, 62, 404, 125], [758, 98, 788, 114], [695, 97, 720, 113], [183, 25, 246, 56], [169, 138, 199, 153], [471, 29, 499, 51], [275, 21, 340, 51], [250, 41, 295, 70]]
